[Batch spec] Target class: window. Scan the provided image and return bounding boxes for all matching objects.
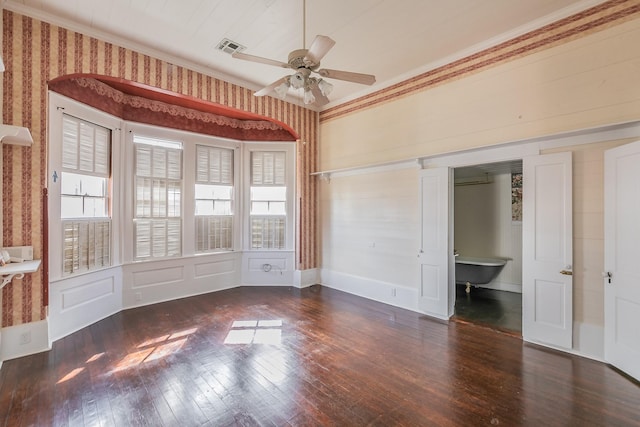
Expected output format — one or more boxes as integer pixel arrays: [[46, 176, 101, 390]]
[[133, 136, 183, 260], [51, 95, 296, 287], [60, 115, 112, 275], [249, 151, 287, 249], [195, 145, 234, 252]]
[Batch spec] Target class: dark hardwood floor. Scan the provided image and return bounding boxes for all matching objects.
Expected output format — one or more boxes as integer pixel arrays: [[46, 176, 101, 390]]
[[1, 285, 639, 426], [453, 284, 523, 334]]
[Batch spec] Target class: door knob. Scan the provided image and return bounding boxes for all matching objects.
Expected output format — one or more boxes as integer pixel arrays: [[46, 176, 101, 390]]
[[560, 270, 573, 276]]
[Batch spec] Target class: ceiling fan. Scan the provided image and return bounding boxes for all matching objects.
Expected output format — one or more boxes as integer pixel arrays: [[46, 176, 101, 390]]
[[231, 2, 376, 107]]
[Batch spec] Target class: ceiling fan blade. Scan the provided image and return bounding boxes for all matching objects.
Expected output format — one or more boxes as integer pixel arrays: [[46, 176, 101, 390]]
[[310, 83, 330, 107], [317, 68, 376, 85], [232, 51, 290, 69], [304, 35, 335, 66], [254, 76, 290, 97]]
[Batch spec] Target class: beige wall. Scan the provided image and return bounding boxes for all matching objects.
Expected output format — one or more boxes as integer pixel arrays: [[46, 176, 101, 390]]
[[320, 15, 640, 171], [320, 168, 420, 287], [319, 12, 640, 334]]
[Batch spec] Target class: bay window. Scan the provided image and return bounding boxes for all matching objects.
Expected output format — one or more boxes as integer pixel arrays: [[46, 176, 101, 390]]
[[52, 95, 296, 278]]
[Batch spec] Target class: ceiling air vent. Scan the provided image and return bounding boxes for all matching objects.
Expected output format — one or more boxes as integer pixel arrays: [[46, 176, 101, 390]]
[[217, 38, 246, 55]]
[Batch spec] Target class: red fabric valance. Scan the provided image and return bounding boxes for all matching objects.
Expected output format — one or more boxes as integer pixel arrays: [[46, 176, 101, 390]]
[[48, 74, 298, 142]]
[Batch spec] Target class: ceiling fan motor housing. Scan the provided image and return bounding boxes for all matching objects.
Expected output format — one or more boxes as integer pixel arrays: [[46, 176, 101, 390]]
[[288, 49, 318, 69]]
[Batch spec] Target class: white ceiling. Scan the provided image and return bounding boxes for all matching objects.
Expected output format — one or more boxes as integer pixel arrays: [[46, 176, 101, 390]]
[[6, 0, 606, 109]]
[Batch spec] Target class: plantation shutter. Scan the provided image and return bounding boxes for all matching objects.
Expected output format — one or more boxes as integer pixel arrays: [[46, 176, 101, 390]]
[[195, 145, 234, 252], [250, 151, 286, 249], [196, 145, 233, 184], [60, 115, 112, 276], [62, 115, 110, 176], [62, 219, 111, 275], [251, 152, 285, 186], [134, 138, 183, 260]]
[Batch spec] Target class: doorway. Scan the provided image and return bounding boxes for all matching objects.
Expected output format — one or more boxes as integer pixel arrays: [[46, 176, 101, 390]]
[[452, 160, 523, 334], [419, 151, 573, 348]]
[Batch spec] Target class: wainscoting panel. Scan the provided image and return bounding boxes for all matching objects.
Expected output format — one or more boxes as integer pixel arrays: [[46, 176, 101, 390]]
[[49, 267, 123, 342], [122, 253, 242, 309], [247, 257, 288, 271], [61, 277, 115, 311], [131, 265, 185, 289], [194, 258, 236, 278], [242, 251, 295, 285]]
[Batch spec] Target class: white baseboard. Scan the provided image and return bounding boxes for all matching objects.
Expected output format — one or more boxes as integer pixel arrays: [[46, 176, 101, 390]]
[[572, 322, 604, 361], [1, 319, 51, 362], [524, 321, 604, 362], [294, 268, 319, 288], [320, 269, 419, 313]]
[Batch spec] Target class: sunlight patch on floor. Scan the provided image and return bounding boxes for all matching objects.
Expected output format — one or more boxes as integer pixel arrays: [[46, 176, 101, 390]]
[[224, 320, 283, 345]]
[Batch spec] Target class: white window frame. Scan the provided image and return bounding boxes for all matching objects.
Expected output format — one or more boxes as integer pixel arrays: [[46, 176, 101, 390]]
[[188, 138, 241, 256], [50, 96, 295, 276], [124, 123, 186, 262], [132, 134, 184, 261], [243, 143, 296, 251], [123, 124, 242, 261], [48, 93, 123, 281], [195, 144, 236, 253]]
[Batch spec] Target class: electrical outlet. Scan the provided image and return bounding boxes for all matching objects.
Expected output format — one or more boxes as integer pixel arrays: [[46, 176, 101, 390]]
[[19, 331, 31, 345], [135, 292, 142, 302], [391, 288, 397, 297]]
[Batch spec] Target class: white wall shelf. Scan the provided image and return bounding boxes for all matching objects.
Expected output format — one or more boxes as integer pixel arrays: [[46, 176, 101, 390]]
[[0, 260, 41, 288], [0, 124, 33, 146]]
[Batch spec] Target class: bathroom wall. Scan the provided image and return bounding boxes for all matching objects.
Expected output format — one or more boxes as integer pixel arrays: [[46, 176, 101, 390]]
[[454, 173, 523, 292]]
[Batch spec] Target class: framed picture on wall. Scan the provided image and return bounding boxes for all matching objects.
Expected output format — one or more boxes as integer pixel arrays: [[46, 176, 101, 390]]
[[512, 173, 523, 222]]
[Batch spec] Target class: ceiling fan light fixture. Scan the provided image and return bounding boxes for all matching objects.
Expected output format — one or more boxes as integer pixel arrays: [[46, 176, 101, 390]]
[[290, 71, 306, 89], [303, 88, 316, 105], [317, 79, 333, 97], [274, 79, 290, 99]]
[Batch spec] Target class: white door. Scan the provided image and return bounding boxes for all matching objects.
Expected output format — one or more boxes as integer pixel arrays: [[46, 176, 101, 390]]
[[418, 167, 454, 319], [604, 141, 640, 381], [522, 152, 573, 349]]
